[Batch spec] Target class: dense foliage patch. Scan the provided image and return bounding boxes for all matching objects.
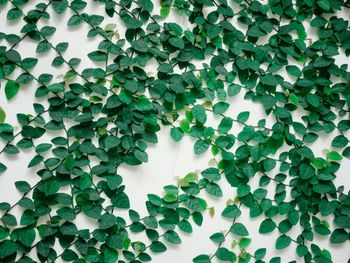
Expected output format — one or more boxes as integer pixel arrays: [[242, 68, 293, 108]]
[[0, 0, 349, 262]]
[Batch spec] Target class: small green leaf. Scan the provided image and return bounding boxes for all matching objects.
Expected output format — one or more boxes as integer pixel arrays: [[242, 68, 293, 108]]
[[230, 223, 249, 236], [164, 230, 181, 244], [0, 162, 6, 173], [192, 105, 207, 124], [5, 80, 20, 100], [259, 218, 276, 234], [327, 151, 342, 161], [332, 135, 348, 148], [239, 238, 251, 249], [193, 254, 211, 263], [194, 140, 210, 155], [0, 107, 5, 123], [47, 83, 64, 93], [330, 229, 349, 244], [104, 247, 118, 263], [0, 240, 18, 258], [275, 235, 291, 250], [15, 181, 31, 193], [160, 5, 170, 18], [218, 117, 233, 134], [149, 241, 167, 253], [289, 93, 299, 106], [88, 51, 108, 61], [221, 205, 241, 219], [216, 247, 236, 261], [237, 111, 250, 123], [170, 127, 184, 142]]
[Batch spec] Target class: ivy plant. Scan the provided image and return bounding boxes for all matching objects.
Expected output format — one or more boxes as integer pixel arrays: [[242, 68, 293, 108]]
[[0, 0, 349, 262]]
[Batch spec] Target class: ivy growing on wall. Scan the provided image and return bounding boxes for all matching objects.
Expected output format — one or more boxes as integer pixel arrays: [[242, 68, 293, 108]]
[[0, 0, 349, 262]]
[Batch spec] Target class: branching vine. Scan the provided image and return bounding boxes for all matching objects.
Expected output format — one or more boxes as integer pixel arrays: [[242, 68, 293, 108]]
[[0, 0, 349, 262]]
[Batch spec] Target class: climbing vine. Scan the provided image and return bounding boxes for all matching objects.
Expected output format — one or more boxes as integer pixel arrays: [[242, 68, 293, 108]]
[[0, 0, 349, 262]]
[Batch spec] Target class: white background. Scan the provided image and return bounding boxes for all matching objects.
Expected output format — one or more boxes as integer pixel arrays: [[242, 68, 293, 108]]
[[0, 1, 349, 262]]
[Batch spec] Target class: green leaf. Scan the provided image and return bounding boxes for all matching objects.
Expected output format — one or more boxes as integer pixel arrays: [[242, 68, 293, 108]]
[[216, 247, 236, 261], [254, 248, 267, 260], [237, 111, 250, 123], [0, 107, 5, 123], [160, 5, 170, 18], [22, 126, 45, 139], [178, 220, 193, 233], [5, 80, 20, 100], [7, 8, 23, 20], [149, 241, 167, 253], [228, 84, 241, 96], [41, 26, 56, 37], [185, 197, 207, 212], [205, 183, 223, 197], [334, 216, 350, 229], [221, 205, 241, 218], [180, 119, 190, 132], [289, 93, 299, 106], [210, 232, 225, 243], [167, 23, 183, 36], [0, 226, 9, 240], [21, 58, 38, 70], [67, 15, 84, 26], [306, 94, 320, 107], [327, 151, 342, 161], [104, 247, 118, 263], [44, 178, 60, 195], [237, 184, 250, 197], [18, 228, 35, 247], [0, 162, 7, 173], [122, 15, 143, 29], [286, 65, 301, 77], [15, 181, 31, 193], [275, 235, 291, 250], [218, 117, 233, 134], [5, 50, 21, 62], [330, 229, 349, 243], [20, 210, 36, 226], [314, 56, 333, 67], [230, 223, 249, 236], [164, 230, 181, 244], [193, 254, 211, 263], [139, 0, 154, 12], [0, 240, 18, 258], [134, 149, 148, 163], [99, 214, 118, 229], [213, 102, 229, 114], [192, 212, 203, 226], [332, 135, 348, 148], [47, 83, 64, 93], [36, 41, 51, 53], [158, 63, 173, 73], [194, 140, 210, 155], [169, 37, 184, 49], [132, 39, 148, 53], [342, 146, 350, 158], [192, 105, 207, 124], [170, 127, 184, 142], [299, 163, 315, 180], [259, 218, 276, 234], [260, 74, 278, 86], [239, 238, 251, 249], [57, 207, 76, 221], [88, 51, 108, 61], [201, 168, 221, 181]]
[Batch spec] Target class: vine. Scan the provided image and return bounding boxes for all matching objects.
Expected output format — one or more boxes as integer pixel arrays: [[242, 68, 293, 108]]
[[0, 0, 349, 262]]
